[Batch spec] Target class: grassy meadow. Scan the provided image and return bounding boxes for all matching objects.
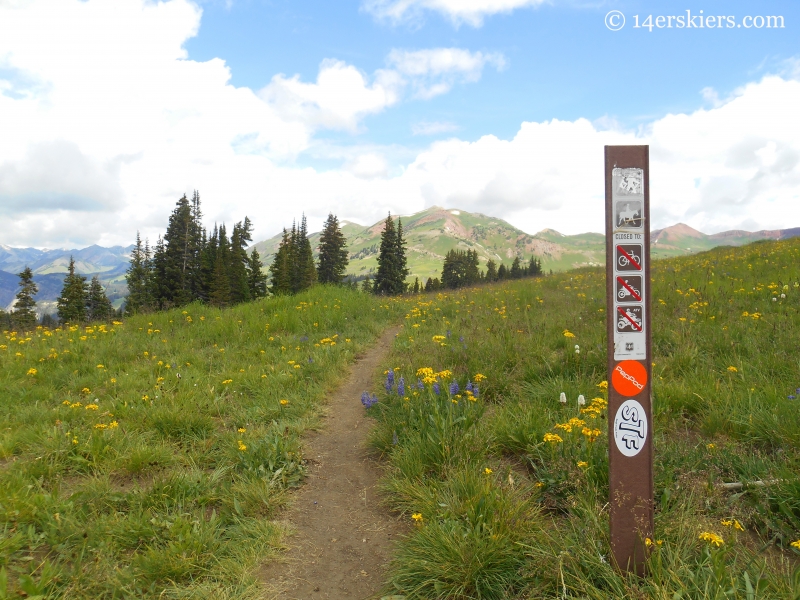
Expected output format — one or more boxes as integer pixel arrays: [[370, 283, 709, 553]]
[[368, 237, 800, 599], [0, 287, 404, 598]]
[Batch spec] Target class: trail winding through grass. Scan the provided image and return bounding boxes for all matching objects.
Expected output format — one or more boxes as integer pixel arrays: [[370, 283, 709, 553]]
[[260, 325, 405, 599]]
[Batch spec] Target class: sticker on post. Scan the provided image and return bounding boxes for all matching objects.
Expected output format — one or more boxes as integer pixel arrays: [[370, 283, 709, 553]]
[[613, 168, 644, 197], [616, 275, 643, 302], [616, 305, 643, 333], [615, 244, 643, 271], [613, 399, 648, 457], [615, 200, 643, 229]]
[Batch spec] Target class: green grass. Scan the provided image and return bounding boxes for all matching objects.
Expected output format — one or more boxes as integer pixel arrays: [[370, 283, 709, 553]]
[[0, 286, 403, 598], [368, 237, 800, 598]]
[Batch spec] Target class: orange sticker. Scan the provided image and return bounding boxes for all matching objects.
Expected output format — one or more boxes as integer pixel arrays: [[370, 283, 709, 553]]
[[612, 360, 648, 397]]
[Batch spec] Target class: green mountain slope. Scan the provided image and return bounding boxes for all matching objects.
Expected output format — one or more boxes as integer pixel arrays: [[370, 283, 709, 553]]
[[249, 209, 800, 282], [250, 207, 607, 282]]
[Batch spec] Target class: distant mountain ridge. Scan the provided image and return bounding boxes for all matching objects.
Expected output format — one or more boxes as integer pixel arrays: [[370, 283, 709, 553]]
[[0, 244, 133, 313], [3, 215, 799, 313], [251, 208, 800, 283]]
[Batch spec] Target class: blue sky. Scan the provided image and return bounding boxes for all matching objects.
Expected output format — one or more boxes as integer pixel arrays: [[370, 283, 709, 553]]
[[186, 0, 798, 150], [1, 0, 799, 247]]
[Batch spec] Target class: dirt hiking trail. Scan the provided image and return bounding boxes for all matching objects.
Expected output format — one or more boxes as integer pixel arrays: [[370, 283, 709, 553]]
[[260, 326, 406, 600]]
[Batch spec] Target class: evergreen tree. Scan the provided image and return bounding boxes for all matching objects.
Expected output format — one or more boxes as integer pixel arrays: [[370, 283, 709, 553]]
[[510, 256, 523, 279], [229, 219, 252, 304], [247, 248, 268, 299], [187, 191, 207, 299], [160, 194, 194, 306], [395, 218, 409, 291], [209, 225, 232, 307], [374, 214, 408, 295], [57, 257, 88, 323], [360, 276, 372, 293], [294, 215, 317, 292], [198, 226, 218, 303], [441, 249, 480, 289], [485, 259, 498, 282], [528, 255, 542, 277], [13, 267, 38, 330], [269, 229, 294, 295], [87, 276, 114, 321], [497, 263, 508, 280], [151, 236, 168, 309], [412, 277, 420, 293], [125, 232, 154, 314], [317, 213, 349, 284]]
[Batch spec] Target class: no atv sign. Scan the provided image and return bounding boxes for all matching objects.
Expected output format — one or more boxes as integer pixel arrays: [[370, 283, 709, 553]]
[[605, 146, 653, 576]]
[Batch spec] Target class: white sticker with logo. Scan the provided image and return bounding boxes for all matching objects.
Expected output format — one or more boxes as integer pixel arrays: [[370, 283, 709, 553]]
[[613, 399, 648, 457]]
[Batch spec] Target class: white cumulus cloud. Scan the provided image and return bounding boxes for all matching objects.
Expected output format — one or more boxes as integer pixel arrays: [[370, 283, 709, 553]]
[[362, 0, 548, 27]]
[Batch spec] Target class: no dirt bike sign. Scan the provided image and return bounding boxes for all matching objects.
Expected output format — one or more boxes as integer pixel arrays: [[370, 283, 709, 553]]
[[605, 146, 654, 576]]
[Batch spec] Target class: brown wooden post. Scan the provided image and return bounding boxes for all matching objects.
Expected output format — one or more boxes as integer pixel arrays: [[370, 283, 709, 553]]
[[605, 145, 653, 575]]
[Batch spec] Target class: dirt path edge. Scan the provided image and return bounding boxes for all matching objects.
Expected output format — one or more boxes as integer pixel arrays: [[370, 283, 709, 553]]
[[259, 326, 405, 600]]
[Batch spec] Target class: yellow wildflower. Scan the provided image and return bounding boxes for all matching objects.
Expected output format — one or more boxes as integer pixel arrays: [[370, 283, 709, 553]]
[[280, 399, 289, 406], [237, 440, 247, 452], [577, 461, 588, 468], [484, 467, 493, 475], [727, 366, 738, 372], [699, 532, 724, 547], [26, 368, 37, 376], [238, 428, 246, 433], [543, 432, 563, 444], [411, 513, 423, 523]]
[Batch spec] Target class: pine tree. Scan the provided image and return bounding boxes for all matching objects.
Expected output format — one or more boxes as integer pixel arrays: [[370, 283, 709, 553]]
[[229, 219, 252, 304], [57, 257, 89, 323], [87, 276, 114, 321], [151, 236, 167, 309], [412, 277, 420, 293], [209, 225, 232, 307], [294, 215, 317, 292], [125, 232, 154, 314], [485, 259, 498, 282], [497, 263, 508, 280], [247, 248, 268, 299], [270, 229, 293, 295], [317, 213, 349, 284], [510, 256, 522, 279], [395, 218, 409, 292], [187, 191, 206, 299], [360, 276, 372, 293], [160, 194, 194, 306], [13, 267, 38, 330], [374, 214, 408, 295]]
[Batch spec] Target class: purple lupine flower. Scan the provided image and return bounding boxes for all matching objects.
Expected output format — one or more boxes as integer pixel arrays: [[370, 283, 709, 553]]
[[790, 395, 797, 400], [385, 379, 393, 393], [398, 376, 405, 396], [449, 380, 459, 396], [473, 386, 479, 398], [308, 357, 314, 363], [446, 330, 451, 338], [417, 379, 424, 390], [433, 383, 440, 395], [387, 370, 395, 386], [466, 381, 473, 393], [361, 391, 370, 407], [371, 393, 378, 406], [459, 336, 464, 343]]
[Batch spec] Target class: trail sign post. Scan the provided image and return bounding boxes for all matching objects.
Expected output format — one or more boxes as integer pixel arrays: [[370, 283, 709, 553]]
[[605, 146, 653, 575]]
